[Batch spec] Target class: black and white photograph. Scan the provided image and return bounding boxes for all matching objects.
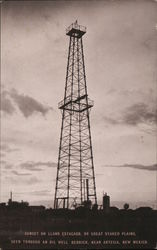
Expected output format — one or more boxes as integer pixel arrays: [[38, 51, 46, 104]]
[[0, 0, 157, 249]]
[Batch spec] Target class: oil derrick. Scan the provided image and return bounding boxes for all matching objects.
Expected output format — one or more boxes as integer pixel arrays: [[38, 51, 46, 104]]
[[54, 21, 97, 209]]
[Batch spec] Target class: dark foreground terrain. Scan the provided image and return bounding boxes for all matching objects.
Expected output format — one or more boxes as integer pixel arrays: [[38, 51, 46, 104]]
[[0, 205, 157, 249]]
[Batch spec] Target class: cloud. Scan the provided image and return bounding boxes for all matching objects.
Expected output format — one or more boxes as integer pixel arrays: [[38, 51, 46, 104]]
[[1, 89, 52, 118], [27, 177, 40, 184], [29, 190, 52, 196], [0, 160, 13, 170], [12, 170, 31, 176], [123, 103, 157, 126], [5, 176, 39, 185], [1, 91, 15, 114], [103, 102, 157, 127], [103, 116, 119, 125], [3, 164, 13, 170], [20, 162, 43, 171], [10, 89, 52, 118], [0, 152, 5, 158], [32, 161, 56, 168], [20, 161, 57, 172], [0, 160, 6, 165], [11, 190, 52, 196], [0, 143, 19, 153], [102, 164, 157, 171], [1, 144, 10, 152]]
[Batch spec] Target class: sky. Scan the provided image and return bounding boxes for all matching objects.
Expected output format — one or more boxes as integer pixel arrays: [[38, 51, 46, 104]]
[[1, 0, 157, 208]]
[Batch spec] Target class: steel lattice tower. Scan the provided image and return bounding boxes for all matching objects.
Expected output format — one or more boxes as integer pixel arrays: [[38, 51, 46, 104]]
[[54, 21, 97, 209]]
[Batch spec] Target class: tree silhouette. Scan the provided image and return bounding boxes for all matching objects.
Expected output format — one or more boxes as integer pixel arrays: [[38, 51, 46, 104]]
[[124, 203, 129, 210]]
